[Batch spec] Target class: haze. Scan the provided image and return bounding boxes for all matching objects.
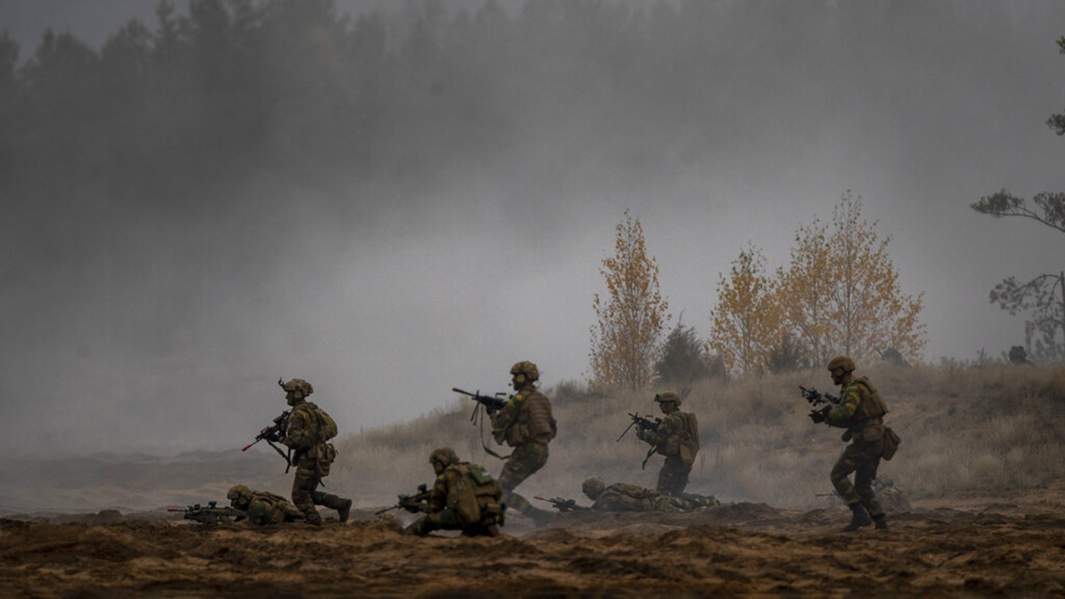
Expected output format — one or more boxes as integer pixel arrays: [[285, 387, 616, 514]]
[[1, 0, 1063, 456]]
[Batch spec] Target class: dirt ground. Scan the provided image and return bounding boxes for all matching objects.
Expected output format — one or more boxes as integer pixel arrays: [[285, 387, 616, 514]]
[[3, 484, 1065, 598]]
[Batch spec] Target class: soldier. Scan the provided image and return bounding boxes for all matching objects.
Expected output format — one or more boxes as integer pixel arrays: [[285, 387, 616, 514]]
[[490, 361, 556, 524], [226, 484, 305, 526], [636, 391, 700, 497], [279, 378, 352, 525], [406, 448, 505, 537], [813, 356, 890, 531], [581, 477, 718, 512]]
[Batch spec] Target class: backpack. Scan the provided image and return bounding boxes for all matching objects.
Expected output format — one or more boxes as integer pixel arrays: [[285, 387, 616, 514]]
[[678, 412, 700, 465], [310, 403, 338, 441]]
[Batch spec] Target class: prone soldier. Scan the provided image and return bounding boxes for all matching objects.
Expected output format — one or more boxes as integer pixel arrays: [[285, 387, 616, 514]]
[[580, 477, 718, 512], [226, 484, 304, 526], [635, 391, 700, 496], [278, 378, 352, 525]]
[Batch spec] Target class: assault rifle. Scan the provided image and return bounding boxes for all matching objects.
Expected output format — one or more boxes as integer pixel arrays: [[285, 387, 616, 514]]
[[799, 385, 840, 423], [534, 496, 587, 513], [375, 483, 431, 515], [452, 387, 509, 412], [242, 378, 293, 471], [168, 501, 245, 525]]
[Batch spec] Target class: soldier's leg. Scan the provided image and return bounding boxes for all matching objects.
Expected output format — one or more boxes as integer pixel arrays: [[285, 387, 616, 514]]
[[407, 509, 464, 536], [854, 445, 885, 528], [498, 444, 552, 523], [832, 444, 872, 531], [292, 468, 323, 525], [309, 488, 353, 522], [656, 457, 692, 497]]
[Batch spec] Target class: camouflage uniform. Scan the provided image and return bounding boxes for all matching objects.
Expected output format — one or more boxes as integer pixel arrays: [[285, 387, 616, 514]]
[[821, 357, 889, 530], [581, 478, 718, 512], [227, 485, 304, 526], [279, 378, 352, 525], [637, 392, 700, 497], [491, 361, 556, 520], [408, 448, 505, 537]]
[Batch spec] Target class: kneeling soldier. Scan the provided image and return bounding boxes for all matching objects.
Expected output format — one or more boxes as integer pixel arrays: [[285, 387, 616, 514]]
[[407, 448, 505, 537]]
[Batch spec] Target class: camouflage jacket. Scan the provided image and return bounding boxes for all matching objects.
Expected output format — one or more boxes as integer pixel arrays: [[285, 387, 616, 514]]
[[246, 491, 303, 525], [427, 462, 503, 525], [827, 376, 887, 442], [638, 411, 700, 464], [491, 387, 555, 447]]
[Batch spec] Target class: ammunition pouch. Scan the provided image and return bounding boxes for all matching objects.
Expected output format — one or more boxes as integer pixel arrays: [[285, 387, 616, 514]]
[[881, 427, 901, 461]]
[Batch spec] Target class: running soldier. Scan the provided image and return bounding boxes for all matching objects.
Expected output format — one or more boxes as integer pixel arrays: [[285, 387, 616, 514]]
[[279, 378, 352, 525], [490, 361, 557, 524], [813, 356, 891, 531]]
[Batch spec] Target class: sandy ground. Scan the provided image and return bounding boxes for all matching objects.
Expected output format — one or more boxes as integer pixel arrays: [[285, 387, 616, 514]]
[[3, 485, 1065, 598]]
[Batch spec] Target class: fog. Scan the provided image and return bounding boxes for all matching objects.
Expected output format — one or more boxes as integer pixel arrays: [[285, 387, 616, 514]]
[[1, 0, 1063, 456]]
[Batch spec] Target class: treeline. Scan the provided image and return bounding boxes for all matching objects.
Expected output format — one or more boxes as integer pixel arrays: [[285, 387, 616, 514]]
[[0, 0, 1023, 201], [590, 195, 925, 387]]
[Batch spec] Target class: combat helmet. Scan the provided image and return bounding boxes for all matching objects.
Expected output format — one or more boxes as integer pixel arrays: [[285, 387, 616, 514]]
[[654, 391, 681, 406], [281, 378, 314, 396], [582, 477, 606, 500], [826, 356, 856, 374], [509, 361, 540, 382], [429, 447, 459, 468], [227, 484, 252, 507]]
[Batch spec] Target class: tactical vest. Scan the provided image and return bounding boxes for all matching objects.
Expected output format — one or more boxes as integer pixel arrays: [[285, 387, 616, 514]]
[[678, 411, 700, 465], [850, 378, 887, 421]]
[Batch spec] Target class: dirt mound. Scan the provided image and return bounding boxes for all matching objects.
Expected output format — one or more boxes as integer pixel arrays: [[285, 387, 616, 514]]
[[3, 503, 1065, 597]]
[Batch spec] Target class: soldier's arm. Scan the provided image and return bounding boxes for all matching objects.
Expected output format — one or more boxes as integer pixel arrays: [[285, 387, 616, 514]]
[[427, 473, 449, 513], [282, 409, 314, 449], [490, 397, 521, 441], [827, 385, 861, 426]]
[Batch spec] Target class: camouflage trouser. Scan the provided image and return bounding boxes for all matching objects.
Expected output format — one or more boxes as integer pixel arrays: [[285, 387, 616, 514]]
[[831, 440, 884, 517], [292, 465, 348, 525], [409, 508, 500, 537], [498, 442, 549, 516], [656, 456, 692, 497]]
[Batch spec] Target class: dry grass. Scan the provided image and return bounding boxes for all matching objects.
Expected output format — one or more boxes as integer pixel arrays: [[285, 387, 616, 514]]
[[331, 364, 1065, 509]]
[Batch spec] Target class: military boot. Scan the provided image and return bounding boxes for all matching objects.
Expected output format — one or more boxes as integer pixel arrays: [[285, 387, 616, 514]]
[[844, 502, 872, 532], [337, 498, 352, 524], [873, 514, 888, 530]]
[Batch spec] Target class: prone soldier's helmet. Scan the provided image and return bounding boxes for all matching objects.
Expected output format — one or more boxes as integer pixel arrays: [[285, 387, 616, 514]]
[[654, 391, 681, 406], [227, 484, 252, 508], [510, 361, 540, 382], [826, 356, 855, 374], [281, 378, 314, 397], [582, 477, 606, 500], [429, 447, 459, 469]]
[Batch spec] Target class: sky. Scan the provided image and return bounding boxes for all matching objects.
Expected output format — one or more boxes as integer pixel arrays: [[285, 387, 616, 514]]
[[2, 0, 1064, 456]]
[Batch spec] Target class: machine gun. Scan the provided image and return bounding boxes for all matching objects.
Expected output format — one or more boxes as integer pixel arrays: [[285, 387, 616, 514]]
[[375, 484, 432, 516], [799, 385, 840, 423], [242, 378, 293, 471], [616, 412, 663, 469], [168, 501, 245, 525], [534, 496, 587, 513]]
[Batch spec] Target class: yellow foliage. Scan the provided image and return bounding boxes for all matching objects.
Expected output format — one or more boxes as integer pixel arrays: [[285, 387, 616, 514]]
[[709, 246, 783, 375], [589, 211, 671, 389], [779, 192, 926, 366]]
